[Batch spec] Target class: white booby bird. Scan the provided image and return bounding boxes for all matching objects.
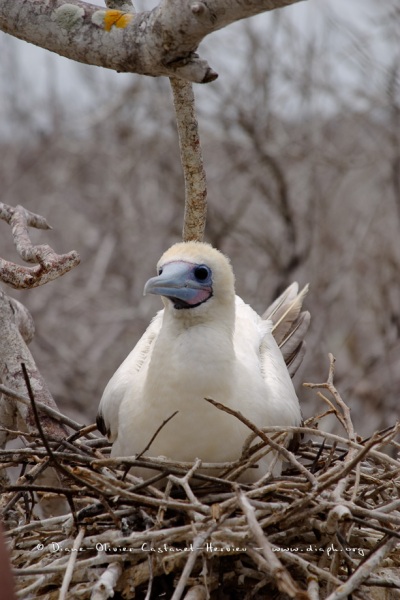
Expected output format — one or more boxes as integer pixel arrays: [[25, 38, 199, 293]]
[[97, 242, 309, 483]]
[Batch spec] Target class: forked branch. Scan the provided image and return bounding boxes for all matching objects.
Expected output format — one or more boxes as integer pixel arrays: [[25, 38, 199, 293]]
[[0, 202, 80, 289]]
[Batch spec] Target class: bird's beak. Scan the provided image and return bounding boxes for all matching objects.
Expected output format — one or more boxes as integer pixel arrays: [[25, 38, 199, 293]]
[[144, 261, 212, 308]]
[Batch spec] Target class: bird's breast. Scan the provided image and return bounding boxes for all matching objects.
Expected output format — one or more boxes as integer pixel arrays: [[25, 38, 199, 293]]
[[145, 325, 235, 403], [113, 327, 248, 463]]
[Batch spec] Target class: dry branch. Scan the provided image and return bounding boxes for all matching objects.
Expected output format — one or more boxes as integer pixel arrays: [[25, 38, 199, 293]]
[[170, 78, 207, 242], [0, 521, 15, 600], [237, 489, 304, 598], [0, 293, 67, 445], [0, 203, 80, 289], [0, 0, 303, 84], [91, 562, 122, 600], [59, 527, 86, 599]]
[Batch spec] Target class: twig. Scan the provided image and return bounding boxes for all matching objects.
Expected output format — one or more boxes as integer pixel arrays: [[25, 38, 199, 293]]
[[325, 536, 400, 600], [0, 383, 87, 432], [168, 458, 204, 508], [136, 411, 179, 460], [307, 576, 320, 600], [19, 364, 116, 503], [144, 555, 154, 600], [170, 523, 221, 600], [305, 354, 359, 503], [59, 527, 85, 600], [21, 363, 76, 511], [237, 489, 304, 598], [15, 575, 46, 598], [276, 546, 343, 588], [91, 563, 123, 600], [204, 397, 316, 485], [21, 364, 67, 471], [0, 521, 15, 600]]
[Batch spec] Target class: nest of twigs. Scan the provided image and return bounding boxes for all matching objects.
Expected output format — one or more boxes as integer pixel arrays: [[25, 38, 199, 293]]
[[1, 357, 400, 600]]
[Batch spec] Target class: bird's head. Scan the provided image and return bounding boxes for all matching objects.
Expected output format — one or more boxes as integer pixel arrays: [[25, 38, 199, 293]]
[[144, 242, 235, 321]]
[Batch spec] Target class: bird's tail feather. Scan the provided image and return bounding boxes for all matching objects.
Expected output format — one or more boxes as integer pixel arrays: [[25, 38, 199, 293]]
[[263, 283, 310, 377]]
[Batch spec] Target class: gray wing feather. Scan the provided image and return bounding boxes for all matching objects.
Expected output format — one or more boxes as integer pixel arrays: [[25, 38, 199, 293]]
[[263, 283, 310, 377]]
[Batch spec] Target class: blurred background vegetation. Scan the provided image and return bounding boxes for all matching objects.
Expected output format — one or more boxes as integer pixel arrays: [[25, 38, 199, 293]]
[[0, 0, 399, 436]]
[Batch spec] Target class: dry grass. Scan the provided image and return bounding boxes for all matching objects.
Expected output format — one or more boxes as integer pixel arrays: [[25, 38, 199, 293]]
[[1, 356, 400, 600]]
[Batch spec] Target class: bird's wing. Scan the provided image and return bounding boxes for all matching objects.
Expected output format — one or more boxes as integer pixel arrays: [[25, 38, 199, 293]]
[[234, 283, 309, 408], [234, 296, 271, 374], [234, 297, 298, 414], [262, 283, 310, 377], [96, 310, 164, 441]]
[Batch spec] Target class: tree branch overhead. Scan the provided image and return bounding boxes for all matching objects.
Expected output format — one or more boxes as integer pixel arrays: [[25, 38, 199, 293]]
[[0, 0, 304, 83]]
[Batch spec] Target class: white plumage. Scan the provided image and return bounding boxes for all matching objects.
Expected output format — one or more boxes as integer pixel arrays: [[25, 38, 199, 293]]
[[97, 242, 309, 483]]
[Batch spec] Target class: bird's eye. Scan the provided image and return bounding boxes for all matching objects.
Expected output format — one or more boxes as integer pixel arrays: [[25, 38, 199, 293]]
[[158, 267, 163, 275], [194, 265, 211, 281]]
